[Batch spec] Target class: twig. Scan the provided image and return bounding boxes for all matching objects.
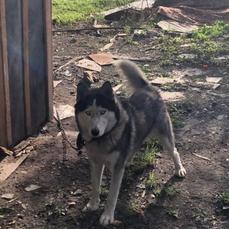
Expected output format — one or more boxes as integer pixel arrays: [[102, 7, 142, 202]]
[[192, 153, 211, 161], [52, 27, 144, 34], [54, 56, 84, 72]]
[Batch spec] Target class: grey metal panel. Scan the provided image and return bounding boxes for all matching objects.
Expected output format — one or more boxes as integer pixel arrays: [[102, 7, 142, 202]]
[[5, 0, 25, 145], [28, 0, 47, 133]]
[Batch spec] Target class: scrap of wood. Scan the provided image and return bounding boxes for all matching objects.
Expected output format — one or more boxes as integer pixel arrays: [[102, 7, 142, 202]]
[[13, 140, 31, 154], [53, 105, 75, 120], [52, 27, 144, 34], [206, 77, 222, 84], [157, 19, 199, 33], [76, 59, 102, 72], [100, 33, 127, 51], [113, 84, 123, 92], [89, 53, 115, 66], [54, 56, 83, 72], [0, 154, 27, 183], [112, 54, 156, 62], [192, 153, 211, 161], [160, 91, 185, 102], [0, 146, 13, 156], [53, 80, 62, 88], [150, 78, 184, 85]]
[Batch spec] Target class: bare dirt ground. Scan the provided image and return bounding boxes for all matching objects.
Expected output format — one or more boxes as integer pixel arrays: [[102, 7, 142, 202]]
[[0, 20, 229, 229]]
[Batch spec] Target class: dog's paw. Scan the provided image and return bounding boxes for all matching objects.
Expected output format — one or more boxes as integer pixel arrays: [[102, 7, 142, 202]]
[[99, 211, 114, 226], [175, 166, 186, 178], [82, 201, 99, 212]]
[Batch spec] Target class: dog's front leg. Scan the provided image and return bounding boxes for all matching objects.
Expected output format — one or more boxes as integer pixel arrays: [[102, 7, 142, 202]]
[[83, 161, 104, 212], [100, 167, 125, 226]]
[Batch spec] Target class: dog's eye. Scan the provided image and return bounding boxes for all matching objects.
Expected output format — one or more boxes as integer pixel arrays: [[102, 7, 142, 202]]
[[85, 111, 91, 116], [100, 110, 106, 115]]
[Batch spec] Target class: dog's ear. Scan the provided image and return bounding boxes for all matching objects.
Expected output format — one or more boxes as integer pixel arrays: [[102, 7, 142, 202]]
[[100, 81, 114, 100], [77, 83, 89, 101]]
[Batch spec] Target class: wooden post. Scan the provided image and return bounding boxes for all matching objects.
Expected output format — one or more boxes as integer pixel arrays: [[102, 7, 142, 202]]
[[0, 0, 12, 146], [21, 0, 32, 136], [44, 0, 53, 121]]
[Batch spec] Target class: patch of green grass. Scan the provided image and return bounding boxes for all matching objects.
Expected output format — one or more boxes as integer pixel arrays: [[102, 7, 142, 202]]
[[101, 187, 109, 197], [192, 210, 206, 219], [162, 204, 179, 218], [141, 65, 152, 73], [52, 0, 136, 25], [165, 186, 179, 197], [117, 201, 137, 216], [168, 100, 192, 128], [146, 173, 161, 188], [219, 190, 229, 204], [191, 21, 229, 40], [166, 208, 179, 218]]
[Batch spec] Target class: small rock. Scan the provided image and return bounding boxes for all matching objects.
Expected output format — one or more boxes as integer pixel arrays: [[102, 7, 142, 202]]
[[217, 115, 225, 120], [112, 220, 122, 226], [64, 70, 72, 77], [191, 129, 201, 136], [1, 193, 14, 200], [68, 202, 76, 207], [25, 184, 41, 192]]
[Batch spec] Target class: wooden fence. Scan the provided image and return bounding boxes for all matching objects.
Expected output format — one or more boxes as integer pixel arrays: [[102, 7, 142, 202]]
[[0, 0, 53, 147]]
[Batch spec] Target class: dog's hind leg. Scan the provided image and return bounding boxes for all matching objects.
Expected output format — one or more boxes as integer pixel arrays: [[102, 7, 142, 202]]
[[83, 161, 104, 212], [159, 135, 186, 177], [100, 166, 125, 226], [154, 115, 186, 177]]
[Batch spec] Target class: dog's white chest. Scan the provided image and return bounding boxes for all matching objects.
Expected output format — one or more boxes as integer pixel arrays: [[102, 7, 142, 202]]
[[86, 143, 120, 171]]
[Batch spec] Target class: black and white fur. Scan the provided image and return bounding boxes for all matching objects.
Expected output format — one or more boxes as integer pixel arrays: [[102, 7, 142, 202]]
[[75, 60, 186, 226]]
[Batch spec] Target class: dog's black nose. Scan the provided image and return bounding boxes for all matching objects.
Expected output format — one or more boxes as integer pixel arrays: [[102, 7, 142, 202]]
[[91, 128, 100, 137]]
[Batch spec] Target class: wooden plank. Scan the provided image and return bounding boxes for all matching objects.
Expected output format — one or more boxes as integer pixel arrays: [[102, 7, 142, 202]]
[[0, 154, 27, 183], [28, 0, 47, 133], [0, 0, 12, 146], [43, 0, 53, 121], [21, 0, 31, 135], [6, 0, 25, 145], [0, 12, 7, 146]]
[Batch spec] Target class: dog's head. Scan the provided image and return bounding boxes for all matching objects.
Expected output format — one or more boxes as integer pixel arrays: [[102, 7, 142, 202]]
[[75, 81, 120, 142]]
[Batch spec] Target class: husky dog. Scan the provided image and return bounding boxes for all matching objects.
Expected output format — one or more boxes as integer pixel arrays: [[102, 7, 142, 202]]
[[75, 60, 186, 226]]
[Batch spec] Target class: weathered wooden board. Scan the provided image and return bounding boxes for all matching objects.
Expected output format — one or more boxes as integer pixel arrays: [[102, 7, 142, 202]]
[[28, 0, 47, 133], [6, 0, 25, 145]]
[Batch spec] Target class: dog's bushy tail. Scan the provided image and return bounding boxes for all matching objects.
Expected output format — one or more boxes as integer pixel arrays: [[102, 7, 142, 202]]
[[115, 60, 150, 90]]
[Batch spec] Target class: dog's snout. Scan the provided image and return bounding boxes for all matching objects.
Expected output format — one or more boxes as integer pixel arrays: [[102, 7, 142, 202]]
[[91, 128, 100, 137]]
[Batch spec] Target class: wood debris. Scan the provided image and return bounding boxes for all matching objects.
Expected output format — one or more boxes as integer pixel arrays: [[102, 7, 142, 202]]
[[53, 80, 62, 88], [0, 146, 13, 156], [76, 59, 102, 72], [192, 153, 211, 161], [54, 56, 83, 72], [89, 53, 115, 66], [0, 155, 27, 183], [157, 19, 199, 33]]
